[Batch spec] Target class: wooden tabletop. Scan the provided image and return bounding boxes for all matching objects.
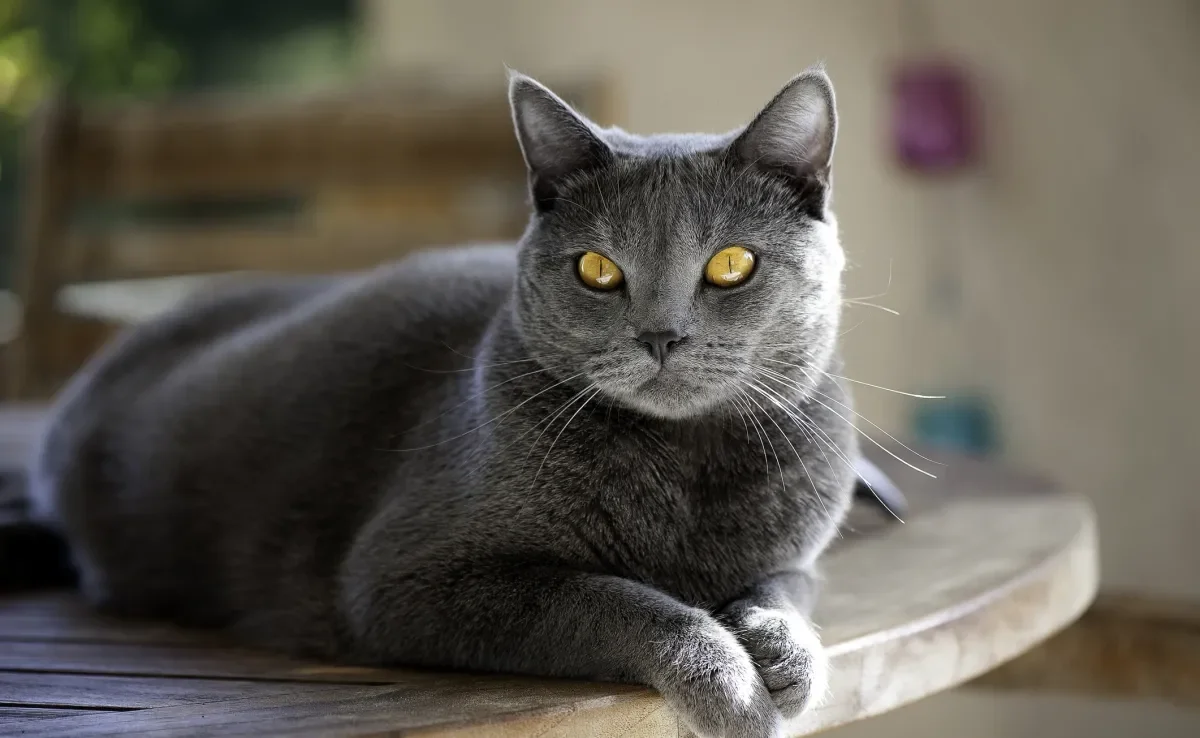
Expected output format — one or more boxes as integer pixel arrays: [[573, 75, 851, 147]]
[[0, 407, 1098, 737]]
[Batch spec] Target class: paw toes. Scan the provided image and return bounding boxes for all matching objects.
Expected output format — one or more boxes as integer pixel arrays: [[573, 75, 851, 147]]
[[771, 682, 813, 719], [759, 648, 813, 691]]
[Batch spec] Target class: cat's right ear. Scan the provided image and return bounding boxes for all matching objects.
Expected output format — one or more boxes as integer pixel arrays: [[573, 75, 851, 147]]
[[509, 72, 613, 212], [732, 67, 837, 218]]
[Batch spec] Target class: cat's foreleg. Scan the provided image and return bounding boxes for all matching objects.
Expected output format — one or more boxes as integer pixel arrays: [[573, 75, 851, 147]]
[[340, 559, 785, 738], [718, 567, 829, 719]]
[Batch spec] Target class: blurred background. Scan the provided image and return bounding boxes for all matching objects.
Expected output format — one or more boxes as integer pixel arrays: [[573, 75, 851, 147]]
[[0, 0, 1196, 735]]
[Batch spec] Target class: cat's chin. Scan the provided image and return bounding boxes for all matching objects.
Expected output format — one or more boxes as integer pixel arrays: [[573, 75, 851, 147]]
[[621, 400, 714, 422], [608, 382, 724, 422]]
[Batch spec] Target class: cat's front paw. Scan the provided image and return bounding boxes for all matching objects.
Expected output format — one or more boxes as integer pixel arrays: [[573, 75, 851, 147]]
[[723, 606, 828, 719], [652, 616, 783, 738]]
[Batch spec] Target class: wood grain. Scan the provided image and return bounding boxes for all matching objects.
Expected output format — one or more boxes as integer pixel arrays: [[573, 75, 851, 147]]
[[0, 672, 359, 710], [0, 641, 410, 684], [972, 593, 1200, 708], [0, 707, 112, 723], [1, 682, 660, 738], [64, 84, 596, 199]]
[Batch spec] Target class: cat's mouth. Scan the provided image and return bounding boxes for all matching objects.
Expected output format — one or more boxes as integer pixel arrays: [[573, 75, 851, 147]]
[[601, 364, 727, 419], [584, 344, 736, 419]]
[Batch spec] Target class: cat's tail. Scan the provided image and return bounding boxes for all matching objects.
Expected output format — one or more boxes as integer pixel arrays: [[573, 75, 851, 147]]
[[0, 471, 77, 593], [853, 456, 909, 520]]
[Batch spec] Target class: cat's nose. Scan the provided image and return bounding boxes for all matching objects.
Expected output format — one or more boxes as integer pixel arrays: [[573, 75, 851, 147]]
[[636, 330, 686, 364]]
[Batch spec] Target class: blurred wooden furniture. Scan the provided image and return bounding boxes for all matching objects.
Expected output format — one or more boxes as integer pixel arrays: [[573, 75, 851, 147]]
[[974, 594, 1200, 708], [8, 79, 614, 399], [0, 407, 1099, 736]]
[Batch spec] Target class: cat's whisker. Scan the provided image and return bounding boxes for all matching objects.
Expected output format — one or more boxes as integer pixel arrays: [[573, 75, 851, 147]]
[[754, 341, 833, 352], [404, 365, 564, 434], [740, 391, 775, 477], [795, 411, 901, 524], [714, 153, 772, 215], [769, 393, 851, 471], [843, 258, 895, 302], [774, 362, 945, 469], [546, 196, 604, 222], [744, 381, 840, 529], [758, 400, 856, 533], [750, 371, 902, 524], [842, 299, 899, 316], [434, 340, 536, 367], [818, 370, 946, 400], [738, 389, 789, 492], [765, 355, 948, 453], [730, 395, 752, 440], [734, 390, 772, 475], [839, 320, 864, 337], [404, 356, 573, 374], [524, 383, 600, 463], [408, 343, 592, 373], [755, 365, 938, 478], [613, 164, 622, 211], [459, 384, 592, 480], [388, 372, 585, 452], [533, 385, 603, 485], [765, 355, 946, 401], [750, 378, 849, 479]]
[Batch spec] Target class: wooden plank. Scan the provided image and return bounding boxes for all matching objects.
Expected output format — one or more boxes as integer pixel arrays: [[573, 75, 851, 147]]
[[0, 593, 317, 651], [0, 706, 114, 723], [0, 614, 219, 646], [0, 672, 362, 710], [8, 96, 78, 399], [70, 109, 520, 199], [0, 681, 658, 738], [0, 592, 213, 645], [64, 81, 606, 200], [0, 641, 411, 684], [57, 220, 526, 283]]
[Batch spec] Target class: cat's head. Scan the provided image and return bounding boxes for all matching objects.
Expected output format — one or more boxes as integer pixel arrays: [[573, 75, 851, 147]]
[[508, 69, 845, 420]]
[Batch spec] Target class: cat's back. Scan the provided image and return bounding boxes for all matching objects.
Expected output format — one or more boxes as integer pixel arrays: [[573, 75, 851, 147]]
[[38, 243, 517, 454], [30, 244, 519, 629], [37, 242, 520, 491]]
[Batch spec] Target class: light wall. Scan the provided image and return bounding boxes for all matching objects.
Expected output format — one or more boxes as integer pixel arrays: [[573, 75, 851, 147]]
[[361, 1, 1200, 733]]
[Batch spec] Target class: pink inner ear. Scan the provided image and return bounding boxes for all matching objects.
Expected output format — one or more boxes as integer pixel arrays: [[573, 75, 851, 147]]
[[891, 61, 979, 173]]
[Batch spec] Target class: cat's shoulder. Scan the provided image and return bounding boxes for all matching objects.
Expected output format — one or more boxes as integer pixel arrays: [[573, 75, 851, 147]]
[[372, 243, 518, 289], [344, 243, 518, 316]]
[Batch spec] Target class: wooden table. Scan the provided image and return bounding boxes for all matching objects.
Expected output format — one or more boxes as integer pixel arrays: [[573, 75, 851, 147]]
[[0, 408, 1098, 737]]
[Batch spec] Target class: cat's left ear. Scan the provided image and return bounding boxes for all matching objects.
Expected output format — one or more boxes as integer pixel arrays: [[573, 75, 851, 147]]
[[509, 72, 613, 212], [733, 67, 837, 216]]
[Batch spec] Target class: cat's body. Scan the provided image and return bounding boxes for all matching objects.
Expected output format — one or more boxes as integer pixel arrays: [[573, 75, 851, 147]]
[[29, 70, 860, 737], [36, 248, 853, 652]]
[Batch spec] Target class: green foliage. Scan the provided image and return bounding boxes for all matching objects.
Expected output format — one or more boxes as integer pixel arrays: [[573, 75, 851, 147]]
[[0, 0, 356, 286], [0, 0, 49, 118], [23, 0, 182, 98]]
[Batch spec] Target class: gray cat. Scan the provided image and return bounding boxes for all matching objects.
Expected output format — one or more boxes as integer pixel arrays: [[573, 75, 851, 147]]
[[29, 68, 860, 738]]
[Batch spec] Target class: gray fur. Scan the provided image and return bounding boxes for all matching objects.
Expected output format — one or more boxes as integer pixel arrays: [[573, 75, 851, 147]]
[[31, 68, 857, 738]]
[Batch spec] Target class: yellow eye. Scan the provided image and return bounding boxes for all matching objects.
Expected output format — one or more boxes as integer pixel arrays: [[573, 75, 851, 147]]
[[705, 245, 756, 287], [577, 252, 624, 290]]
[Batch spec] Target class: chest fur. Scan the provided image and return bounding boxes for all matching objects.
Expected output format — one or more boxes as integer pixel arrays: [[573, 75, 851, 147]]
[[512, 417, 849, 607]]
